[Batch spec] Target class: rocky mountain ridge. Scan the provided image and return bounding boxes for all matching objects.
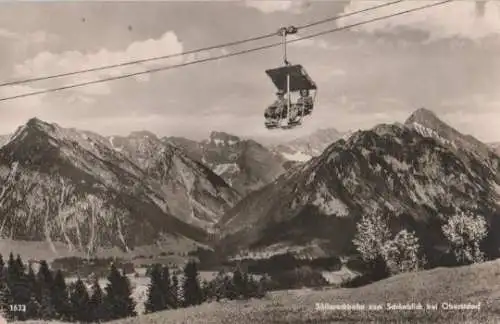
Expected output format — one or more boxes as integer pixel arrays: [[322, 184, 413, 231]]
[[165, 131, 287, 195], [217, 108, 500, 262], [0, 118, 240, 255]]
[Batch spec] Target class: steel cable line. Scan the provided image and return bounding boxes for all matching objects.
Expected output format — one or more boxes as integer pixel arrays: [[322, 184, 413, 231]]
[[0, 0, 405, 88], [0, 0, 453, 103]]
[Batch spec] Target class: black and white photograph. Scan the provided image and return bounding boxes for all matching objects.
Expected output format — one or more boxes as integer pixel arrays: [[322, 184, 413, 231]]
[[0, 0, 500, 323]]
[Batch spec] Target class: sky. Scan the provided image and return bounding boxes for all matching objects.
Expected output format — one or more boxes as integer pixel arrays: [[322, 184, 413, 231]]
[[0, 0, 499, 143]]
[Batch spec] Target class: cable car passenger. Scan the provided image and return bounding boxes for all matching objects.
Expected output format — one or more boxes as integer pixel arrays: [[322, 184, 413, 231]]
[[265, 90, 286, 118], [297, 89, 314, 115]]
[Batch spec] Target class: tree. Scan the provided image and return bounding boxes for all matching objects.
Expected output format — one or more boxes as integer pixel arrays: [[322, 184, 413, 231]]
[[0, 253, 8, 319], [39, 286, 55, 320], [88, 279, 105, 323], [0, 254, 4, 276], [232, 268, 245, 300], [6, 253, 20, 288], [144, 264, 167, 313], [69, 278, 90, 322], [182, 260, 203, 307], [103, 264, 136, 320], [26, 294, 41, 320], [36, 260, 53, 302], [25, 264, 40, 319], [353, 213, 392, 263], [26, 264, 37, 293], [352, 213, 391, 280], [15, 255, 25, 274], [442, 212, 488, 265], [171, 274, 180, 308], [161, 266, 175, 309], [0, 282, 11, 320], [52, 270, 70, 320], [223, 274, 235, 300], [382, 229, 425, 275], [7, 255, 30, 321]]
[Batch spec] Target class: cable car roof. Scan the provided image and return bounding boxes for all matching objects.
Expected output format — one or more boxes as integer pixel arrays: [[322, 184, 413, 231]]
[[265, 64, 317, 92]]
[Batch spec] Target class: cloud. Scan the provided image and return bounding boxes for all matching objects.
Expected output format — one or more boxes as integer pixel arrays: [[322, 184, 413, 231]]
[[244, 0, 310, 14], [0, 29, 58, 44], [12, 31, 185, 100], [337, 0, 500, 40]]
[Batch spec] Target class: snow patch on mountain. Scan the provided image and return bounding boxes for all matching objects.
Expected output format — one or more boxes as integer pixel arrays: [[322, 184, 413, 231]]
[[213, 163, 240, 176], [410, 122, 456, 148], [272, 128, 348, 162], [281, 151, 313, 162], [108, 136, 123, 152]]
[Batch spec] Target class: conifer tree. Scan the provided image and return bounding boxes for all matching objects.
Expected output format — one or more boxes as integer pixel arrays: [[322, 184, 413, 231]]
[[15, 255, 25, 274], [6, 253, 20, 288], [26, 294, 41, 320], [232, 268, 245, 299], [8, 255, 30, 321], [171, 274, 180, 308], [52, 270, 70, 321], [103, 264, 136, 320], [0, 281, 11, 320], [0, 253, 7, 319], [36, 260, 53, 303], [88, 278, 104, 323], [242, 272, 252, 298], [36, 261, 53, 287], [39, 286, 55, 320], [26, 264, 36, 291], [0, 254, 4, 276], [70, 278, 90, 322], [182, 260, 203, 307], [144, 264, 167, 313], [31, 260, 56, 320], [25, 264, 40, 319], [161, 266, 175, 309], [223, 274, 236, 300]]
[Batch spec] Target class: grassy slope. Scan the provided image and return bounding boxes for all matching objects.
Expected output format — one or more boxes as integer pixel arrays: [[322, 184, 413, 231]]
[[16, 259, 500, 323]]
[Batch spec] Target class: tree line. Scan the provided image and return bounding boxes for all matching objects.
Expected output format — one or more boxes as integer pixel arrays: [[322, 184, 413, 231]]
[[0, 254, 267, 322], [144, 260, 266, 314], [0, 252, 135, 322]]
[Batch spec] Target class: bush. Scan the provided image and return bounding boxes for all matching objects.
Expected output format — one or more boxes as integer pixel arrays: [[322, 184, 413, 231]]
[[352, 213, 426, 280], [382, 229, 425, 275], [442, 212, 488, 265], [352, 213, 391, 264]]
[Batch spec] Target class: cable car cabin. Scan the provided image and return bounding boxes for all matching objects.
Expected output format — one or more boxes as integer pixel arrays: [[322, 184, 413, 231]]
[[264, 64, 317, 129]]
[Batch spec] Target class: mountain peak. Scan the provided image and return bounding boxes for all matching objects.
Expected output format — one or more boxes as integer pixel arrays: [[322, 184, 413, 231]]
[[404, 108, 495, 161], [8, 118, 57, 143], [404, 107, 441, 126], [25, 117, 54, 130], [208, 131, 240, 145]]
